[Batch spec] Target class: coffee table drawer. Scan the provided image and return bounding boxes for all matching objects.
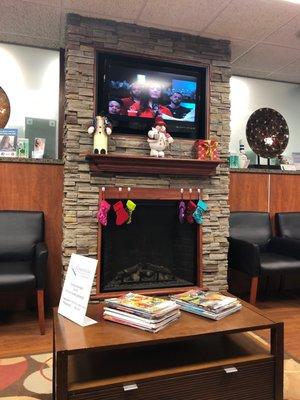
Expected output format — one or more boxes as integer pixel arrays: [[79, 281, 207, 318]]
[[69, 359, 274, 400]]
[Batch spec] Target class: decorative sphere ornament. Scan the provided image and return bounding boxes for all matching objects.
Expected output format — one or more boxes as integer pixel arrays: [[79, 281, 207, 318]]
[[246, 108, 289, 158], [0, 87, 10, 128]]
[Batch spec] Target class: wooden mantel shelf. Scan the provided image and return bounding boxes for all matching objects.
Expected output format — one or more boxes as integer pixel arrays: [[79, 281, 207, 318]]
[[86, 154, 222, 177]]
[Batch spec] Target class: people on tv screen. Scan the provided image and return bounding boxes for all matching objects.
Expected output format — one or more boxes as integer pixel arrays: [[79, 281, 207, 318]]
[[121, 81, 144, 111], [127, 81, 172, 118], [108, 78, 195, 122], [166, 92, 190, 119], [108, 98, 124, 115]]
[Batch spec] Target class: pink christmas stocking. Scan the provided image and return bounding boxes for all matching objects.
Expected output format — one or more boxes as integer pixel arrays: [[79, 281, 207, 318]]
[[186, 200, 197, 224], [113, 201, 129, 225], [97, 200, 111, 226]]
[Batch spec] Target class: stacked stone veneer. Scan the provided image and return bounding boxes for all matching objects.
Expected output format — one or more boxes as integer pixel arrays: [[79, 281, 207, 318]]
[[63, 14, 231, 292]]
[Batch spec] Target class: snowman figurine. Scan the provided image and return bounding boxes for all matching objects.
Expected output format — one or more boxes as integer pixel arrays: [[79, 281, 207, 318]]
[[147, 117, 174, 158], [87, 112, 112, 154]]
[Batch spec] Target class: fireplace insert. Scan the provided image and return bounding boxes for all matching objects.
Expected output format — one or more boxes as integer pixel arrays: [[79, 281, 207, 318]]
[[101, 200, 198, 292]]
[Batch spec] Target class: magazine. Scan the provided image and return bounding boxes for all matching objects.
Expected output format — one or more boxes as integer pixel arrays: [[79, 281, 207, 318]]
[[0, 128, 18, 157], [178, 302, 242, 320], [103, 307, 180, 326], [105, 292, 178, 318], [32, 137, 45, 159], [103, 311, 180, 333], [17, 138, 29, 158], [171, 290, 238, 312]]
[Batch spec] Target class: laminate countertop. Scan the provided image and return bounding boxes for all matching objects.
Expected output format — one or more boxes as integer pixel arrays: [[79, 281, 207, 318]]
[[230, 167, 300, 175], [0, 157, 64, 165]]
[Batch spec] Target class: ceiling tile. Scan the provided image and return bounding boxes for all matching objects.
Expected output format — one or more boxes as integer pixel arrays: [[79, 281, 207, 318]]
[[0, 0, 61, 44], [137, 0, 231, 34], [231, 39, 256, 61], [0, 31, 61, 49], [22, 0, 61, 6], [275, 57, 300, 74], [232, 43, 300, 72], [231, 66, 270, 79], [264, 14, 300, 49], [63, 0, 147, 22], [204, 0, 300, 41], [266, 72, 300, 84]]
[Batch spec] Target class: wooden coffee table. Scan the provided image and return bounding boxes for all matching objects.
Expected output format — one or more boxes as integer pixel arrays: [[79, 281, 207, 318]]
[[53, 300, 283, 400]]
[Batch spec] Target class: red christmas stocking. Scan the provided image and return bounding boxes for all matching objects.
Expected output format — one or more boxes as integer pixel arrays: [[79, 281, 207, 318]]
[[186, 200, 197, 224], [113, 201, 129, 225]]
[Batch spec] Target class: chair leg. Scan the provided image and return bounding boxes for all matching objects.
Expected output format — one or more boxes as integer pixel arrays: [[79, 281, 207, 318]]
[[250, 277, 259, 305], [37, 289, 45, 335]]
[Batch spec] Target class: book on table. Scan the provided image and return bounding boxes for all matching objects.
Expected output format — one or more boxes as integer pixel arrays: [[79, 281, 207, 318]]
[[171, 290, 242, 320]]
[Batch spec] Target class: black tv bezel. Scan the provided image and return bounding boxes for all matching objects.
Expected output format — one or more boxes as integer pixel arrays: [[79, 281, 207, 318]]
[[96, 52, 208, 140]]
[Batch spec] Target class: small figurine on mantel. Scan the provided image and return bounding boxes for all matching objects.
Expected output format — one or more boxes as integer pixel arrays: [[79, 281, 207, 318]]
[[147, 117, 174, 158], [87, 112, 112, 155]]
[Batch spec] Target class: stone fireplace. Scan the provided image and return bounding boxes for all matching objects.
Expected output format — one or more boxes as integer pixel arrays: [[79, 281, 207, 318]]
[[63, 14, 231, 293]]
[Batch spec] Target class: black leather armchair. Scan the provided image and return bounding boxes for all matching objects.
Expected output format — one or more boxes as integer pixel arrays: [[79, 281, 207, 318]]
[[228, 212, 300, 304], [0, 211, 48, 334], [276, 212, 300, 240]]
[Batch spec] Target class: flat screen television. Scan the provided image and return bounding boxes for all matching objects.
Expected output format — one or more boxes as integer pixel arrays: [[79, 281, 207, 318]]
[[96, 53, 208, 139]]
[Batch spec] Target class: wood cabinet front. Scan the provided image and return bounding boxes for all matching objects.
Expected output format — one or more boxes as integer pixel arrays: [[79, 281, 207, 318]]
[[69, 359, 274, 400]]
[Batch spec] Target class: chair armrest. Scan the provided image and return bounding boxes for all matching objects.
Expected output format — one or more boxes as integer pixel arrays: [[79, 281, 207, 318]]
[[268, 237, 300, 259], [228, 237, 260, 276], [34, 242, 48, 289]]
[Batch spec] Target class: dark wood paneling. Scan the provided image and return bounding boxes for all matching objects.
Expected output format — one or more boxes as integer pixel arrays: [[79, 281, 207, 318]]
[[270, 174, 300, 213], [0, 162, 64, 307], [229, 172, 269, 211]]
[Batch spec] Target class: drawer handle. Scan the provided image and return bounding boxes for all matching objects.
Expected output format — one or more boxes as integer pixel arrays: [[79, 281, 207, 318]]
[[224, 366, 238, 374], [123, 383, 138, 391]]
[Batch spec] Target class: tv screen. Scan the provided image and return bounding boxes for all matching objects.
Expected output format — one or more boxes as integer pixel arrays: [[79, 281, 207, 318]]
[[97, 53, 207, 139]]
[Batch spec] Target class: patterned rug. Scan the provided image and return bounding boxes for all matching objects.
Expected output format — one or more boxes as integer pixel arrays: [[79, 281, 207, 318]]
[[0, 353, 52, 399], [0, 352, 299, 399]]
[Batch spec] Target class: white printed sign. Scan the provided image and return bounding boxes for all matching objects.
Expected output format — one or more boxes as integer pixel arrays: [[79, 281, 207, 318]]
[[58, 254, 98, 326]]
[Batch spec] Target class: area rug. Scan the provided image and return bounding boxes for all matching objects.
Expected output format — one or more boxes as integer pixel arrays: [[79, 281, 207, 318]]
[[0, 352, 299, 400], [0, 353, 52, 399]]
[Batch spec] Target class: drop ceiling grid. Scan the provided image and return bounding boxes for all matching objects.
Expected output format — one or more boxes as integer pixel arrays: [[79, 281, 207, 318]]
[[0, 0, 299, 83]]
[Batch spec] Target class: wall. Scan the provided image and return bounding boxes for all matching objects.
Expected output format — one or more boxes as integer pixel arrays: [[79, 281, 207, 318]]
[[0, 43, 60, 157], [63, 14, 231, 291], [230, 76, 300, 159]]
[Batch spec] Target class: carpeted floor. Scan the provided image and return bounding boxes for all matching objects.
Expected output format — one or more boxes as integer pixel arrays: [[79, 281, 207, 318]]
[[0, 352, 299, 400]]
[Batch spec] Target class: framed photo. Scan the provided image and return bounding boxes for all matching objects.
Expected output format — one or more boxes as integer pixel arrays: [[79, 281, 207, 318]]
[[0, 128, 18, 157]]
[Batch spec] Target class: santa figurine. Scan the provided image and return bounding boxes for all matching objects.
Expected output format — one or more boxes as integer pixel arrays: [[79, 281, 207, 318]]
[[87, 112, 112, 155], [147, 117, 174, 158]]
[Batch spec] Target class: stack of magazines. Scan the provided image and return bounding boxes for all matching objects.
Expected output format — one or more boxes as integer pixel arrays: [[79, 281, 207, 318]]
[[171, 290, 242, 320], [103, 292, 180, 332]]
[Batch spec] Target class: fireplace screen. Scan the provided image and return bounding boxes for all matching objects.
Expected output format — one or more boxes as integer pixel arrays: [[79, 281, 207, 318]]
[[101, 200, 197, 292]]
